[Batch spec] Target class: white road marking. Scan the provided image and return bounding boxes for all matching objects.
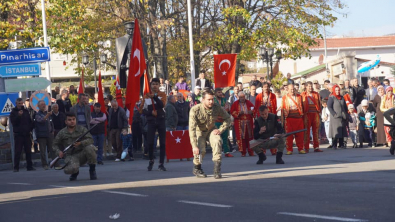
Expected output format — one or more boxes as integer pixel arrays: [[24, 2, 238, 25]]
[[102, 190, 148, 197], [49, 185, 80, 189], [178, 200, 232, 208], [8, 183, 32, 185], [277, 212, 368, 222]]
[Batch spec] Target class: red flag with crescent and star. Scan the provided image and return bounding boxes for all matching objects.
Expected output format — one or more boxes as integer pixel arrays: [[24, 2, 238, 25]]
[[77, 68, 84, 102], [97, 71, 106, 113], [114, 76, 123, 108], [125, 18, 146, 125], [165, 130, 194, 160], [214, 54, 237, 88]]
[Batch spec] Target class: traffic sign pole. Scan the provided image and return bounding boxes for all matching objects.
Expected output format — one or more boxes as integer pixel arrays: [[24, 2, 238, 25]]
[[41, 0, 51, 93]]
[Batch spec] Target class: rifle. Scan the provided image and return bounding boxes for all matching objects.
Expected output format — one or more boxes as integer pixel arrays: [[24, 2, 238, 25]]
[[50, 124, 98, 169], [250, 128, 307, 149]]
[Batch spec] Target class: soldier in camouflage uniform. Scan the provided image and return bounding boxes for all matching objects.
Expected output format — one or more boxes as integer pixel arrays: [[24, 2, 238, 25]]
[[189, 90, 231, 179], [250, 105, 285, 164], [53, 112, 97, 181], [213, 88, 232, 157]]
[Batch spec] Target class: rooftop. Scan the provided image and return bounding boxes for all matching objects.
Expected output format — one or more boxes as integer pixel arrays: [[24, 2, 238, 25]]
[[311, 36, 395, 49]]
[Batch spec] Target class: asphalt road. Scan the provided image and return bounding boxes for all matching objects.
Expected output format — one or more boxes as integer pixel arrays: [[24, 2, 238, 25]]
[[0, 146, 394, 222]]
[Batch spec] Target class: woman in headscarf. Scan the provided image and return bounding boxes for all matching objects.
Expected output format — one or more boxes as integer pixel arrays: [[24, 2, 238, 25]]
[[380, 86, 394, 145], [372, 85, 386, 146], [327, 84, 348, 149]]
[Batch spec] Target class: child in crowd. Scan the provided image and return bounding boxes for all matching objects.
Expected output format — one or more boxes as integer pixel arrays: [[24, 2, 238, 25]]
[[358, 100, 376, 148], [120, 129, 134, 161], [321, 99, 332, 148], [348, 104, 359, 148]]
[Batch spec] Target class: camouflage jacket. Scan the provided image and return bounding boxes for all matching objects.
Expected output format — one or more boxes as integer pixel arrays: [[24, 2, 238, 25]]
[[53, 125, 94, 154], [189, 103, 231, 147]]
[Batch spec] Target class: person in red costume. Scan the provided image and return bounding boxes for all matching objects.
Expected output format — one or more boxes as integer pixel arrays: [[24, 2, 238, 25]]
[[281, 84, 305, 155], [254, 82, 277, 155], [301, 81, 323, 153], [231, 92, 255, 157]]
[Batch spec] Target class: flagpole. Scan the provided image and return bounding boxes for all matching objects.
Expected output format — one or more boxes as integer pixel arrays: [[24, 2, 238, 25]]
[[41, 0, 51, 93], [187, 0, 196, 90]]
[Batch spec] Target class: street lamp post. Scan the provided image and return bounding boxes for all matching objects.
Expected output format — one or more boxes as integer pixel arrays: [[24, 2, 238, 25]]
[[259, 46, 275, 80], [82, 54, 98, 94]]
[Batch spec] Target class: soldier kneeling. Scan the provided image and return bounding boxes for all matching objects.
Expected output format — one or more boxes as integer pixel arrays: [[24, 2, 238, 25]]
[[250, 105, 285, 164], [53, 112, 98, 181]]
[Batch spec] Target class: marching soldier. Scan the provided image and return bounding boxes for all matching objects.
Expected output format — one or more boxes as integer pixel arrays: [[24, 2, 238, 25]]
[[53, 112, 97, 181], [250, 105, 285, 164], [189, 90, 231, 179]]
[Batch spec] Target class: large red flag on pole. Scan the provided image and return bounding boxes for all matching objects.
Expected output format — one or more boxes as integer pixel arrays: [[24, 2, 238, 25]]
[[125, 18, 146, 125], [97, 71, 106, 113], [114, 76, 123, 108], [213, 54, 237, 88]]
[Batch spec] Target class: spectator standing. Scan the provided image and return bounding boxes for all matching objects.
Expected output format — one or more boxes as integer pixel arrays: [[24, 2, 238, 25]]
[[348, 104, 359, 148], [25, 97, 38, 153], [313, 80, 321, 92], [159, 78, 172, 95], [191, 86, 202, 104], [175, 93, 190, 130], [51, 103, 66, 137], [69, 85, 77, 95], [175, 76, 190, 91], [321, 99, 332, 148], [108, 100, 128, 161], [165, 95, 178, 131], [10, 98, 36, 172], [365, 79, 378, 101], [373, 86, 386, 146], [358, 100, 375, 148], [35, 100, 57, 170], [319, 80, 331, 101], [246, 85, 258, 106], [56, 90, 72, 113], [70, 93, 91, 129], [229, 86, 239, 106], [188, 94, 197, 108], [196, 71, 212, 89], [383, 79, 390, 90], [139, 78, 168, 171], [52, 86, 60, 99], [132, 102, 143, 153], [249, 75, 262, 88], [90, 103, 107, 165], [286, 73, 295, 85], [352, 78, 365, 107], [327, 85, 348, 149], [380, 86, 394, 146]]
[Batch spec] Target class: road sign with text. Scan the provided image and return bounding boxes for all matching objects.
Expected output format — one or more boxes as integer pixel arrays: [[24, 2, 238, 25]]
[[5, 77, 51, 92], [0, 47, 50, 65], [0, 63, 41, 77]]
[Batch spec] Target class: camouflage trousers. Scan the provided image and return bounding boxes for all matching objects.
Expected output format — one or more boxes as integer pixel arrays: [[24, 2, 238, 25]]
[[251, 138, 285, 155], [64, 145, 97, 175], [193, 130, 223, 165]]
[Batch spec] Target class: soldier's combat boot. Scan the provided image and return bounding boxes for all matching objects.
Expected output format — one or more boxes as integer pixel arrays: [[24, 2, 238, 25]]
[[69, 171, 79, 181], [193, 164, 207, 178], [390, 141, 395, 155], [276, 152, 285, 164], [89, 164, 97, 180], [213, 161, 222, 179], [256, 153, 267, 164]]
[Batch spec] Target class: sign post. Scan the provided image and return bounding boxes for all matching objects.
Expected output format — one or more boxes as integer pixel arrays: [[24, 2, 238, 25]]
[[5, 77, 51, 92], [0, 63, 41, 77]]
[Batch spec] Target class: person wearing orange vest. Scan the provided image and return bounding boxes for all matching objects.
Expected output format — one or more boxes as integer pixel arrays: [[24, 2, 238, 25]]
[[301, 81, 323, 153], [254, 82, 277, 155], [282, 84, 305, 155]]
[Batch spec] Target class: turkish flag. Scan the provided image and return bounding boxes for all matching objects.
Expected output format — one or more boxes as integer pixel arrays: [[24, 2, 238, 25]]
[[114, 76, 123, 108], [165, 130, 194, 160], [214, 54, 237, 88], [143, 72, 151, 95], [77, 68, 84, 102], [125, 18, 146, 125], [97, 71, 106, 113]]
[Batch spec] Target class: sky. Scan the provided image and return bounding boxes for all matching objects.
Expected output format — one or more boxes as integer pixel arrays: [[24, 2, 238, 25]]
[[326, 0, 395, 37]]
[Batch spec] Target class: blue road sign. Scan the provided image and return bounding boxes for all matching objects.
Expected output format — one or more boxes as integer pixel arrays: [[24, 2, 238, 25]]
[[0, 93, 19, 116], [30, 90, 51, 112], [0, 47, 50, 65], [0, 63, 41, 77]]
